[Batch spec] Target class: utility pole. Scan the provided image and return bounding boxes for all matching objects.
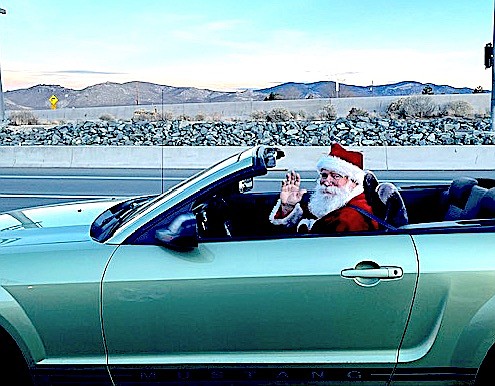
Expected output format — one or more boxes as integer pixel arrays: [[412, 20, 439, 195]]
[[161, 87, 164, 119], [492, 3, 495, 131], [0, 7, 6, 125]]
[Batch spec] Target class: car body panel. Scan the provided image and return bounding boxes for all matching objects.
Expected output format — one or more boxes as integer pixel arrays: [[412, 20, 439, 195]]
[[0, 225, 94, 247], [0, 198, 125, 234], [398, 231, 495, 370], [0, 285, 45, 364], [102, 234, 418, 369], [0, 236, 118, 364]]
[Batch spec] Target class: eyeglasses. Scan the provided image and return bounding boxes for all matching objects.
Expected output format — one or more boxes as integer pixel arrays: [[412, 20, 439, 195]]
[[319, 171, 346, 181]]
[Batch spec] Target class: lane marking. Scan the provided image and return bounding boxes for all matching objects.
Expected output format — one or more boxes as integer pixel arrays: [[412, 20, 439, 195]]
[[0, 175, 452, 183], [0, 194, 125, 199], [0, 175, 451, 186], [0, 175, 172, 181]]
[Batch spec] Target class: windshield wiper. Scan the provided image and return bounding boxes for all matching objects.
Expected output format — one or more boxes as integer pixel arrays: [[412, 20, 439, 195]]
[[91, 196, 154, 241]]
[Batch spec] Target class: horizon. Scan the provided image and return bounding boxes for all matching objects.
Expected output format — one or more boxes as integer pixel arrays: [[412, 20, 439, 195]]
[[0, 0, 493, 92]]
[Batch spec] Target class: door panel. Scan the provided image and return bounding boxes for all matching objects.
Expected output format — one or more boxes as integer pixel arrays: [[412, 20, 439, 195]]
[[103, 234, 417, 382]]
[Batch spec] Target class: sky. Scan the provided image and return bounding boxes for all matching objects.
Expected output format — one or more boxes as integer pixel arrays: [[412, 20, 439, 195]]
[[0, 0, 493, 92]]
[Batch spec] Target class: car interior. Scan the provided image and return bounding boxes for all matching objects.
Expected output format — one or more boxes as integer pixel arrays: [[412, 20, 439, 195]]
[[192, 174, 495, 241], [399, 176, 495, 230]]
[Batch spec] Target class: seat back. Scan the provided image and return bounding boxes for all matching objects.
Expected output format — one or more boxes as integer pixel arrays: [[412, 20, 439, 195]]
[[376, 182, 409, 228], [442, 177, 478, 220], [363, 171, 408, 229], [476, 187, 495, 219], [460, 185, 488, 219], [363, 171, 385, 218]]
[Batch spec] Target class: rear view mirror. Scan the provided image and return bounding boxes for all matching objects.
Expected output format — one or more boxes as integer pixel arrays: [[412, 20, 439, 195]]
[[155, 213, 198, 251]]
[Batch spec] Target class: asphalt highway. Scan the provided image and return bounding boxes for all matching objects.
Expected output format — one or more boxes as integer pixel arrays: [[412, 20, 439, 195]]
[[1, 167, 493, 213]]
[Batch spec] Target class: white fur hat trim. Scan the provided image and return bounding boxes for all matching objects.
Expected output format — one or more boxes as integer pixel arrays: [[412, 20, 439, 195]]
[[316, 155, 365, 184]]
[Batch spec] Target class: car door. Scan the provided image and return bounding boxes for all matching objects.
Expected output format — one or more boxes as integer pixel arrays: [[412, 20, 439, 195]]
[[102, 232, 417, 384]]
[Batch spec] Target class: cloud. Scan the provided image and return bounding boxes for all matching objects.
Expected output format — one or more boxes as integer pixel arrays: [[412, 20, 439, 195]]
[[50, 70, 127, 75], [205, 19, 246, 31]]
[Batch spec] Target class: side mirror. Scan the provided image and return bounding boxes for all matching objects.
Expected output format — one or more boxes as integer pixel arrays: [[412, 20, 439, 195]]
[[263, 147, 285, 168], [239, 178, 253, 193], [155, 213, 198, 251]]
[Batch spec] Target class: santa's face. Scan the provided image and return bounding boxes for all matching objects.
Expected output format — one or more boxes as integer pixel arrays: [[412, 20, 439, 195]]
[[308, 169, 357, 218], [318, 169, 350, 188]]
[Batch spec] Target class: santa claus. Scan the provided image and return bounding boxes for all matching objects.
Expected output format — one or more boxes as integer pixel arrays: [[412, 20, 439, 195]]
[[269, 143, 379, 233]]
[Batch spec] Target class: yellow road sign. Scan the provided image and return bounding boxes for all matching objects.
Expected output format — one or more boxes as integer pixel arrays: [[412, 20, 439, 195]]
[[49, 95, 58, 110]]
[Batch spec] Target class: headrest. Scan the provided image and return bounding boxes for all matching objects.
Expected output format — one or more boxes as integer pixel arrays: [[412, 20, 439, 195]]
[[448, 177, 478, 207]]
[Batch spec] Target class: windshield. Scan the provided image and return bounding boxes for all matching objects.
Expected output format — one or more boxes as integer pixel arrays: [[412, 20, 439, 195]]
[[91, 148, 250, 242], [166, 152, 241, 195]]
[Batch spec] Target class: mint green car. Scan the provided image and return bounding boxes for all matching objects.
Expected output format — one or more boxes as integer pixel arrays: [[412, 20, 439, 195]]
[[0, 146, 494, 385]]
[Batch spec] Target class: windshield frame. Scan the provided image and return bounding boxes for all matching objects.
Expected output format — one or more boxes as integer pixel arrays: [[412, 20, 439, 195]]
[[98, 146, 265, 244]]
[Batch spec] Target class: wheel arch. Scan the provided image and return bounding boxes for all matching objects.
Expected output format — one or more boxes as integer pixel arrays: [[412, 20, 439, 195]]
[[451, 294, 495, 369], [475, 343, 495, 384], [0, 286, 46, 366]]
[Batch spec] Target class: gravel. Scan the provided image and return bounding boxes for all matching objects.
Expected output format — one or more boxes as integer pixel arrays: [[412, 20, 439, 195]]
[[1, 116, 494, 146]]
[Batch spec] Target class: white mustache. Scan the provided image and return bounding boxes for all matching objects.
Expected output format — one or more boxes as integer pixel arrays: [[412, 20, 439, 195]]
[[317, 185, 340, 195], [309, 184, 349, 218]]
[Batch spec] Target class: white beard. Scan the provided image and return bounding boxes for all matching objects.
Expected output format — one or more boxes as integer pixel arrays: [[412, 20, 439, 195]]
[[308, 182, 354, 219]]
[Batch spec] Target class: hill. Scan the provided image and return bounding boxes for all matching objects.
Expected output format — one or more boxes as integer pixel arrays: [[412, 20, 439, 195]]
[[4, 80, 478, 110], [259, 81, 475, 99]]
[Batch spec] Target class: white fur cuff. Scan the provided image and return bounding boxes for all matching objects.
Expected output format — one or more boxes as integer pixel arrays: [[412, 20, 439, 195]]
[[297, 218, 316, 232], [269, 199, 304, 227]]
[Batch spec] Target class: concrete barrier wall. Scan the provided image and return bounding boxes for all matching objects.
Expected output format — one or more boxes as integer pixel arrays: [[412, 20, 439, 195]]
[[13, 93, 491, 122], [0, 145, 493, 171]]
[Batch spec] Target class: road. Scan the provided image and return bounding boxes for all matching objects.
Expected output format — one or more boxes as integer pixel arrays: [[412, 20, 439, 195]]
[[0, 167, 492, 213]]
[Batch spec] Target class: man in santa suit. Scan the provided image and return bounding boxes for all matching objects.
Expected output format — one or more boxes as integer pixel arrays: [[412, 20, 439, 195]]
[[269, 143, 379, 233]]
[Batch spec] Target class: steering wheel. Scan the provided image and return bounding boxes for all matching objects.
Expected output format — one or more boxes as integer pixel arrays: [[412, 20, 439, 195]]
[[195, 196, 233, 238]]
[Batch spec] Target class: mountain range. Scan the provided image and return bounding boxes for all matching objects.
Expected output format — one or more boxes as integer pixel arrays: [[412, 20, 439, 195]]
[[4, 80, 479, 110]]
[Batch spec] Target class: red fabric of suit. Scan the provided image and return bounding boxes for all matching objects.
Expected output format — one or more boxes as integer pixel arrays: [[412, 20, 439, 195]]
[[308, 193, 379, 233]]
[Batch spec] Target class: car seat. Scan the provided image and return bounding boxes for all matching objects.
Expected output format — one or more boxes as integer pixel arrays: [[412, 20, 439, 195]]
[[478, 187, 495, 219], [460, 185, 489, 219], [441, 177, 478, 220], [376, 182, 409, 228], [363, 171, 408, 229]]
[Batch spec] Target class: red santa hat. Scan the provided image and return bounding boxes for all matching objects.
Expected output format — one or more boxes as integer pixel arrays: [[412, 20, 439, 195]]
[[316, 143, 365, 184]]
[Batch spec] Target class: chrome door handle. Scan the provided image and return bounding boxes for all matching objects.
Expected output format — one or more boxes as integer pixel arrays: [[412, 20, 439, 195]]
[[341, 266, 403, 279]]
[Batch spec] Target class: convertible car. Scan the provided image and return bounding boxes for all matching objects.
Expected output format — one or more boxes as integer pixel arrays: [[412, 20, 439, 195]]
[[0, 145, 494, 385]]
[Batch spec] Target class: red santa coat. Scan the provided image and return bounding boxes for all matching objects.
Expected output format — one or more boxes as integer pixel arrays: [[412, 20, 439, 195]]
[[308, 193, 379, 233], [273, 192, 378, 233]]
